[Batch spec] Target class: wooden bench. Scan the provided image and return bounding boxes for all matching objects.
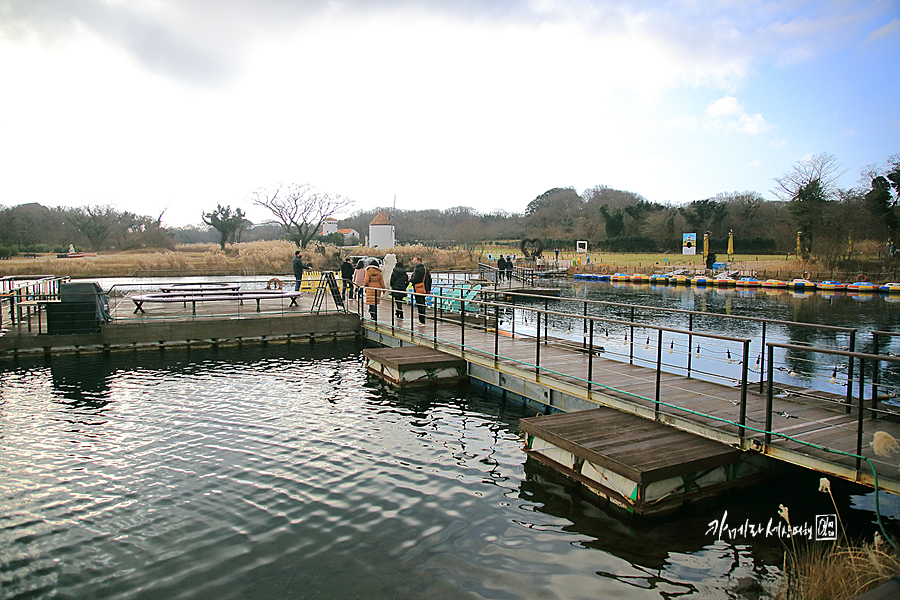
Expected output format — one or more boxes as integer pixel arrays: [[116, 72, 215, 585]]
[[129, 290, 304, 315]]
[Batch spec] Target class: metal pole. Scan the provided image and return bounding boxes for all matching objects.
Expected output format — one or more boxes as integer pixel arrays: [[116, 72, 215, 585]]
[[686, 313, 694, 377], [583, 300, 588, 350], [759, 321, 767, 393], [588, 319, 594, 394], [765, 344, 774, 445], [460, 300, 465, 349], [535, 311, 541, 374], [845, 331, 856, 414], [511, 295, 516, 339], [740, 339, 749, 440], [629, 305, 635, 365], [857, 357, 865, 472], [655, 329, 663, 416], [544, 299, 548, 346], [871, 332, 880, 420], [494, 303, 499, 360]]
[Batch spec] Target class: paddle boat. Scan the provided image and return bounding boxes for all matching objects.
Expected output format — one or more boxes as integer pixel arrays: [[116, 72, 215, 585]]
[[879, 282, 900, 294], [669, 274, 692, 285], [847, 280, 879, 292], [817, 280, 846, 292], [735, 277, 761, 288], [649, 274, 668, 285], [630, 273, 649, 284], [762, 278, 788, 289], [610, 272, 630, 282], [790, 278, 817, 291], [713, 275, 737, 287], [692, 275, 711, 286]]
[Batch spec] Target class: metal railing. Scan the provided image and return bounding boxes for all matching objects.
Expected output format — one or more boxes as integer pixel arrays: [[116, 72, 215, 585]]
[[1, 276, 69, 328], [477, 263, 536, 287], [358, 283, 900, 482], [766, 342, 900, 473]]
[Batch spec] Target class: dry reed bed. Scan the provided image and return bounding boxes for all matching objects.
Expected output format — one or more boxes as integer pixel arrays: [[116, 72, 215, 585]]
[[0, 241, 479, 278]]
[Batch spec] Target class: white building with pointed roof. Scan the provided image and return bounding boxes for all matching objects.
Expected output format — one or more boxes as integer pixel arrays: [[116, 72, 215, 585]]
[[321, 217, 338, 235], [368, 210, 395, 249]]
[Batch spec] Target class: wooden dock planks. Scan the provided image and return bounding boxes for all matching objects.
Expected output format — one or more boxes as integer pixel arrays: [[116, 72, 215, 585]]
[[521, 407, 742, 485]]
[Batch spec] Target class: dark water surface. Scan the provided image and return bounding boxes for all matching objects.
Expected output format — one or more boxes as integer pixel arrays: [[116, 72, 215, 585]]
[[2, 340, 899, 599]]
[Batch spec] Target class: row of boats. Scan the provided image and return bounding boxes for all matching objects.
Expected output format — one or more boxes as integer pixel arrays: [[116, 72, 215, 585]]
[[573, 272, 900, 293]]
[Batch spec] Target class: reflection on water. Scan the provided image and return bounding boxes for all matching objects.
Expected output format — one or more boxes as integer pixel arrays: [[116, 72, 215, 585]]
[[1, 342, 898, 599]]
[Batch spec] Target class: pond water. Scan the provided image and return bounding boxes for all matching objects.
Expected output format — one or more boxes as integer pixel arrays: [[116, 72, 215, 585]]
[[2, 341, 900, 599]]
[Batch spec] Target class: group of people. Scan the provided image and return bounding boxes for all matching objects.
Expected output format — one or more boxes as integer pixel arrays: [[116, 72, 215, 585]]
[[496, 255, 514, 281], [337, 255, 432, 325]]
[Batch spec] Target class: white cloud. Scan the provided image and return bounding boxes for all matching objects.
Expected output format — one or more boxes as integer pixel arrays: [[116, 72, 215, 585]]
[[703, 96, 774, 134], [747, 159, 762, 167], [868, 18, 900, 41]]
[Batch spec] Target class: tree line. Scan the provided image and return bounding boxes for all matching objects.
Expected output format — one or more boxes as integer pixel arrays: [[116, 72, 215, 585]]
[[2, 153, 897, 267]]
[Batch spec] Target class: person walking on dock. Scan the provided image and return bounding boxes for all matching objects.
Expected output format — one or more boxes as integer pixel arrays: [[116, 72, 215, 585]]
[[497, 255, 506, 282], [410, 256, 432, 326], [504, 255, 514, 283], [363, 259, 386, 320], [352, 259, 366, 302], [390, 260, 409, 320], [340, 258, 354, 299], [292, 251, 309, 292]]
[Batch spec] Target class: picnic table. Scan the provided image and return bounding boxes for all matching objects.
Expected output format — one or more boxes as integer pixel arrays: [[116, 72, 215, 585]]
[[158, 283, 241, 293], [129, 289, 303, 315]]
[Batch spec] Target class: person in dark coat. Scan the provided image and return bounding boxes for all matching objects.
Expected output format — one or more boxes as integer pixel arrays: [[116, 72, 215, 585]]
[[410, 256, 432, 325], [390, 260, 409, 320], [292, 251, 308, 291], [497, 255, 506, 282], [339, 258, 355, 299], [504, 255, 514, 282]]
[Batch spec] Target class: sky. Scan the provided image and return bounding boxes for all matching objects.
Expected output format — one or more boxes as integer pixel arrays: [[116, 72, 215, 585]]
[[0, 1, 898, 228]]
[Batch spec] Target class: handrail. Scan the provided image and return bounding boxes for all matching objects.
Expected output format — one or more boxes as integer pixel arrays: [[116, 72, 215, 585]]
[[765, 341, 900, 473], [361, 284, 900, 487], [487, 286, 858, 396]]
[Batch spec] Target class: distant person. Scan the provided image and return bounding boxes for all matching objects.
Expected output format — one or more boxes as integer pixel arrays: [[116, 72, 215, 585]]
[[410, 256, 432, 326], [390, 259, 410, 320], [497, 255, 506, 281], [504, 255, 513, 281], [340, 258, 354, 299], [352, 259, 366, 302], [363, 258, 386, 320], [292, 251, 308, 292]]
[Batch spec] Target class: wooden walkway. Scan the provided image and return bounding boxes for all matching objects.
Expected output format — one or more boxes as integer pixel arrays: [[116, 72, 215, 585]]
[[365, 307, 900, 496]]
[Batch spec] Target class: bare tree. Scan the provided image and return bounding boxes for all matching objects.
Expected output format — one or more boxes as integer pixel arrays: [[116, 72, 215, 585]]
[[771, 152, 846, 202], [252, 183, 353, 249]]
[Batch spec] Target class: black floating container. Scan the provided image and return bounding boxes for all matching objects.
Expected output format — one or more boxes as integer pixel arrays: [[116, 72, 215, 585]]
[[47, 282, 111, 335]]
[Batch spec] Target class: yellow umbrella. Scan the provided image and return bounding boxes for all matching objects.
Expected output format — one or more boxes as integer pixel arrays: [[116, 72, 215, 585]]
[[797, 231, 802, 256], [727, 230, 734, 257], [703, 232, 709, 262]]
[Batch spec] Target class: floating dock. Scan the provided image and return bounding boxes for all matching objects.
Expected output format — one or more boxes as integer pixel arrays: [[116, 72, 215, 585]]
[[520, 407, 769, 516], [363, 346, 467, 386]]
